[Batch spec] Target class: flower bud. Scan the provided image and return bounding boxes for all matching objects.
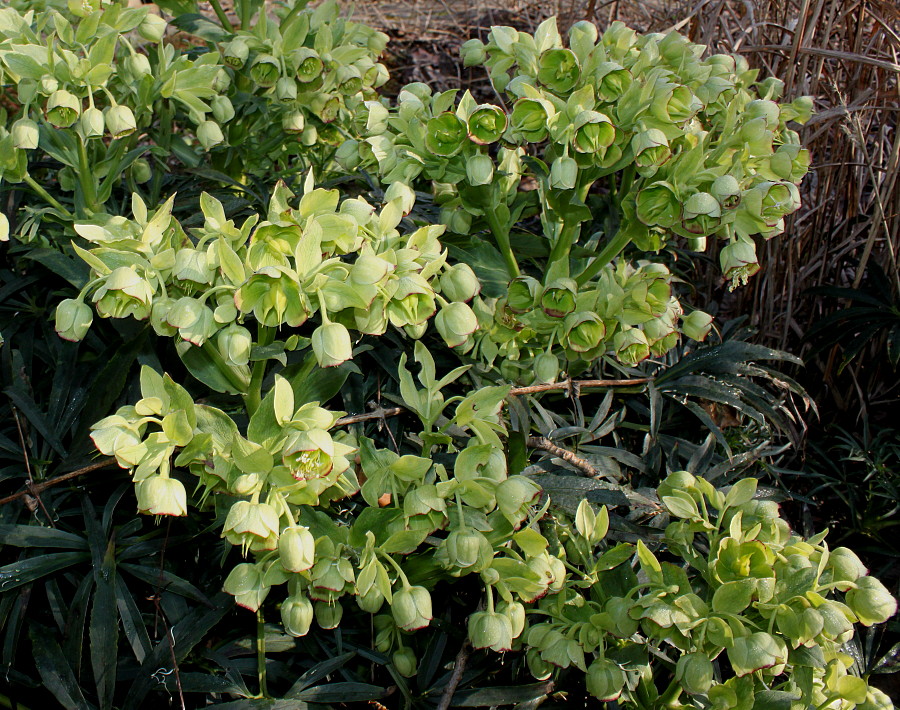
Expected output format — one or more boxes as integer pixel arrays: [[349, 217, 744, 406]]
[[211, 96, 235, 124], [460, 38, 486, 67], [533, 352, 559, 384], [636, 181, 680, 228], [828, 547, 868, 591], [846, 576, 897, 626], [511, 98, 551, 142], [46, 90, 81, 128], [357, 585, 385, 613], [55, 298, 94, 342], [212, 68, 232, 93], [498, 600, 526, 639], [278, 526, 316, 572], [315, 601, 343, 629], [440, 264, 480, 302], [312, 322, 353, 368], [106, 105, 136, 138], [281, 110, 306, 133], [676, 653, 714, 694], [391, 585, 432, 631], [445, 530, 491, 571], [682, 192, 722, 235], [496, 476, 541, 524], [507, 276, 540, 313], [80, 107, 105, 138], [712, 174, 741, 209], [586, 658, 626, 701], [465, 153, 494, 186], [549, 155, 577, 190], [573, 111, 614, 155], [11, 118, 39, 150], [631, 128, 671, 173], [393, 647, 417, 677], [136, 475, 187, 517], [197, 120, 224, 150], [527, 649, 554, 680], [468, 610, 513, 652], [127, 52, 152, 79], [281, 594, 314, 636], [276, 77, 297, 102], [130, 158, 152, 184], [681, 310, 713, 342], [138, 12, 167, 42], [335, 139, 361, 169], [223, 38, 250, 69], [217, 323, 252, 367], [435, 302, 478, 348]]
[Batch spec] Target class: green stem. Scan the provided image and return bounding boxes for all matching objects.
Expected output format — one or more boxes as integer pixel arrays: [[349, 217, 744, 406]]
[[484, 208, 520, 279], [257, 609, 268, 698], [574, 227, 632, 286], [244, 325, 274, 418], [77, 136, 99, 213], [240, 0, 253, 30], [201, 340, 250, 393], [658, 679, 683, 708], [22, 174, 73, 220], [280, 0, 309, 27], [208, 0, 233, 30]]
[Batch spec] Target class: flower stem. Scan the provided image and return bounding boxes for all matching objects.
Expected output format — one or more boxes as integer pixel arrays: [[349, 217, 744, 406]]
[[484, 208, 520, 279], [208, 0, 233, 30], [244, 324, 274, 417], [257, 609, 268, 698], [77, 136, 99, 213], [201, 340, 250, 394], [22, 174, 73, 220], [574, 227, 632, 286]]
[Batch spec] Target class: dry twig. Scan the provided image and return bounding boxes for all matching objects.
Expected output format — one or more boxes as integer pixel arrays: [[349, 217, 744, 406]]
[[436, 639, 471, 710], [527, 436, 599, 477]]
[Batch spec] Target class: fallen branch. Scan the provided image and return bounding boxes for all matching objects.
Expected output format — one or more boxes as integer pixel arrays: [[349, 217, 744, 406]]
[[527, 436, 598, 477], [436, 638, 471, 710], [0, 458, 118, 506], [335, 407, 406, 426]]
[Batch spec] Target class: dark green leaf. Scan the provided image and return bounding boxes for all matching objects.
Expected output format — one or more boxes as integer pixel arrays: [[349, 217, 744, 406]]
[[0, 525, 87, 550], [30, 624, 94, 710]]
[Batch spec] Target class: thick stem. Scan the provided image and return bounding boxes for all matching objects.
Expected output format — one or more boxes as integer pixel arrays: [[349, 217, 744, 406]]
[[256, 610, 268, 697], [77, 136, 99, 213], [22, 174, 73, 220], [244, 325, 275, 417], [574, 227, 633, 286], [208, 0, 233, 30], [484, 208, 520, 279]]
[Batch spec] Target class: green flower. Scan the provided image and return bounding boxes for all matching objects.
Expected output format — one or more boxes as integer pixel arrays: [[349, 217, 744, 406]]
[[541, 278, 577, 318], [586, 658, 626, 701], [537, 48, 580, 93], [711, 174, 741, 209], [636, 182, 681, 228], [468, 104, 507, 144], [197, 120, 224, 150], [235, 266, 308, 327], [11, 118, 39, 150], [211, 96, 235, 124], [281, 594, 314, 636], [276, 77, 297, 102], [846, 577, 897, 626], [337, 65, 363, 95], [465, 153, 494, 186], [564, 312, 606, 352], [631, 129, 671, 174], [106, 105, 136, 138], [469, 609, 513, 652], [460, 38, 486, 67], [682, 192, 722, 235], [80, 107, 105, 138], [440, 264, 480, 302], [392, 584, 432, 631], [435, 301, 478, 348], [392, 647, 417, 677], [572, 110, 615, 155], [138, 13, 167, 43], [136, 475, 187, 517], [278, 526, 316, 572], [293, 48, 323, 82], [550, 155, 578, 189], [223, 563, 269, 611], [223, 500, 281, 550], [613, 327, 650, 366], [93, 266, 154, 320], [508, 276, 540, 313], [223, 38, 249, 68], [596, 62, 631, 101], [681, 310, 713, 341], [719, 240, 760, 287], [282, 428, 335, 481], [425, 112, 468, 157], [250, 54, 281, 88], [676, 653, 714, 694], [312, 322, 353, 368], [55, 298, 93, 342], [511, 98, 552, 142], [217, 324, 252, 367], [46, 90, 81, 128]]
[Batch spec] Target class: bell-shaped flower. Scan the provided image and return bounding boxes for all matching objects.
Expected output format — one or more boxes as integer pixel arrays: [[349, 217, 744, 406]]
[[93, 266, 154, 320], [564, 312, 606, 353], [719, 240, 760, 287], [549, 155, 578, 190], [281, 594, 314, 636], [197, 120, 224, 150], [636, 181, 681, 228], [106, 105, 136, 138], [467, 104, 507, 144], [11, 118, 39, 150], [250, 54, 280, 88], [312, 322, 353, 368], [293, 48, 324, 83], [440, 264, 480, 302], [223, 562, 269, 611], [235, 266, 308, 327], [425, 112, 468, 157], [282, 428, 335, 481], [465, 153, 494, 186], [80, 107, 105, 138], [223, 500, 281, 550], [278, 526, 317, 572], [136, 475, 187, 517], [537, 48, 580, 93], [511, 98, 553, 142], [138, 13, 167, 42], [682, 192, 723, 235], [460, 38, 487, 67], [631, 128, 671, 175], [846, 577, 898, 626], [572, 111, 614, 155], [586, 658, 626, 701], [613, 326, 650, 366], [391, 584, 433, 631], [55, 298, 93, 342], [469, 609, 513, 652], [46, 90, 81, 128], [540, 278, 577, 318], [435, 302, 478, 348], [681, 310, 713, 341]]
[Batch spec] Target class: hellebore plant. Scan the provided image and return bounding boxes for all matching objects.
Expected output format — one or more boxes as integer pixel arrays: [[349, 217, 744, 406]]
[[8, 0, 891, 705]]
